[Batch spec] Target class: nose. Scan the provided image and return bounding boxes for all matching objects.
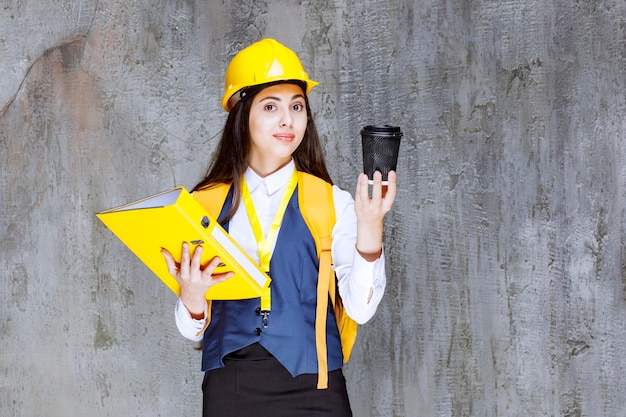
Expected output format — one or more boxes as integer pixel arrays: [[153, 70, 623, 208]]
[[279, 110, 293, 128]]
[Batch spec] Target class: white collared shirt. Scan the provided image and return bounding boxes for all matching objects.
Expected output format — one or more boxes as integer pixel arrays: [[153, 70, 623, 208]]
[[175, 160, 386, 341]]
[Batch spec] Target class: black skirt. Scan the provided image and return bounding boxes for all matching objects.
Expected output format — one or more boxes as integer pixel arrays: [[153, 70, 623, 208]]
[[202, 343, 353, 417]]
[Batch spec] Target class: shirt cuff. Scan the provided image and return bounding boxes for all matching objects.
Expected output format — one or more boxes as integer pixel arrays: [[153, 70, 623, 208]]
[[174, 298, 207, 342], [350, 246, 386, 290]]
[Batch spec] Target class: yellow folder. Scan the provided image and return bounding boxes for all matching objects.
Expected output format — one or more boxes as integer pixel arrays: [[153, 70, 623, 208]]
[[96, 187, 271, 300]]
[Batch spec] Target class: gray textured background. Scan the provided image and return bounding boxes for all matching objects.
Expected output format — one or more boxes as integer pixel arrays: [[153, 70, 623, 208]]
[[2, 1, 626, 416]]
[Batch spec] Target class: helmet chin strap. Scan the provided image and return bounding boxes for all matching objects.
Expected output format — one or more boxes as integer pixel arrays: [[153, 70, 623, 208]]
[[227, 89, 247, 110]]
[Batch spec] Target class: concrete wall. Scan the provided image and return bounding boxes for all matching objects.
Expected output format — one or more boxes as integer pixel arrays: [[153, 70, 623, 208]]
[[2, 1, 625, 416]]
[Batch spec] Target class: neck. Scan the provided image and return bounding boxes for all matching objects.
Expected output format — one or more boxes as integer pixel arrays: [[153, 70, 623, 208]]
[[248, 158, 292, 178]]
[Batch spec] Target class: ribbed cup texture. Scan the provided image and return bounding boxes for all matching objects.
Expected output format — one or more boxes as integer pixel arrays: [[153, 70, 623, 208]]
[[360, 125, 402, 181]]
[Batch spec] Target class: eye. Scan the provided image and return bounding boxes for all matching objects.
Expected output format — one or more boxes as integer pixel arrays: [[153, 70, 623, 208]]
[[292, 103, 304, 111], [264, 104, 276, 111]]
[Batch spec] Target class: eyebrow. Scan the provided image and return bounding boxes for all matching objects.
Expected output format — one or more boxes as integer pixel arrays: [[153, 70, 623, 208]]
[[259, 94, 305, 102]]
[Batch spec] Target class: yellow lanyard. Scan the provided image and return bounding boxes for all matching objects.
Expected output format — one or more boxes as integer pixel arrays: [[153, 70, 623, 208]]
[[241, 169, 298, 326]]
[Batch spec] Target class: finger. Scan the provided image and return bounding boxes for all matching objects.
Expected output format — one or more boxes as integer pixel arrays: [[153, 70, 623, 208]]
[[160, 248, 178, 276], [371, 171, 383, 201], [201, 257, 233, 282], [210, 271, 235, 284], [190, 245, 203, 272], [179, 242, 190, 277], [383, 171, 398, 209], [356, 173, 369, 202], [202, 256, 223, 275]]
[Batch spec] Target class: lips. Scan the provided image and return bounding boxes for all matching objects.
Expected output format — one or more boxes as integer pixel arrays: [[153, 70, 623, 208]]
[[274, 133, 295, 142]]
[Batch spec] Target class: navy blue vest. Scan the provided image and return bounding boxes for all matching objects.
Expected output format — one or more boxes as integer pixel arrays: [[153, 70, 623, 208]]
[[201, 186, 344, 377]]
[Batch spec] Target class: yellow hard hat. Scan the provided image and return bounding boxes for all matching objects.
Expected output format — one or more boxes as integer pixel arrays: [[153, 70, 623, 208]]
[[222, 38, 319, 111]]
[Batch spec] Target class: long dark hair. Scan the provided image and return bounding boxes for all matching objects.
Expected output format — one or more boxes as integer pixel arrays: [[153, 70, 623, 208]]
[[193, 81, 332, 223]]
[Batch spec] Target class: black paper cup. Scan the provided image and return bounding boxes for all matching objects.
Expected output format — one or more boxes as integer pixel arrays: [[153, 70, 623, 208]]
[[361, 125, 402, 184]]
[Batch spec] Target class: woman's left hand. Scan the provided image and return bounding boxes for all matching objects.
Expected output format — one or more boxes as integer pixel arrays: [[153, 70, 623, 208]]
[[354, 170, 397, 261]]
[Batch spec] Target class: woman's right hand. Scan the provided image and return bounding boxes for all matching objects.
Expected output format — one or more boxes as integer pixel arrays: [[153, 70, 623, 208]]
[[161, 243, 234, 319]]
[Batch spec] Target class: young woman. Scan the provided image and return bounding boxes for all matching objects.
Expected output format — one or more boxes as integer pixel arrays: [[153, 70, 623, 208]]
[[162, 38, 397, 417]]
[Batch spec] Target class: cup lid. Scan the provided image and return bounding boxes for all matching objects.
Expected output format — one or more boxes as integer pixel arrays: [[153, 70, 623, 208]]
[[362, 125, 403, 135]]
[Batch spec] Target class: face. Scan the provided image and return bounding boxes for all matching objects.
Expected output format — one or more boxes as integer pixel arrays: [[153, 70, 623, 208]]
[[247, 83, 308, 176]]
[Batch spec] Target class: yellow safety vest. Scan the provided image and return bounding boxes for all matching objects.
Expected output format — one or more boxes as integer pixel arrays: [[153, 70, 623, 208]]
[[193, 171, 358, 389]]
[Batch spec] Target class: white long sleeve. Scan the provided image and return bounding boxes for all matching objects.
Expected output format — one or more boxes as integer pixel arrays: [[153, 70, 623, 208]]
[[175, 298, 207, 341], [175, 161, 387, 340], [331, 185, 386, 324]]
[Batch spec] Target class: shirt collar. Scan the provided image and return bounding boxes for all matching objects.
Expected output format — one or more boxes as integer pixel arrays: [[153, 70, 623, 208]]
[[244, 160, 296, 195]]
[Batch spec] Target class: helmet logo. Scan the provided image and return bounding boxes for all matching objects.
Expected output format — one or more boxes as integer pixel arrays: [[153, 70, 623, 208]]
[[266, 58, 285, 78]]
